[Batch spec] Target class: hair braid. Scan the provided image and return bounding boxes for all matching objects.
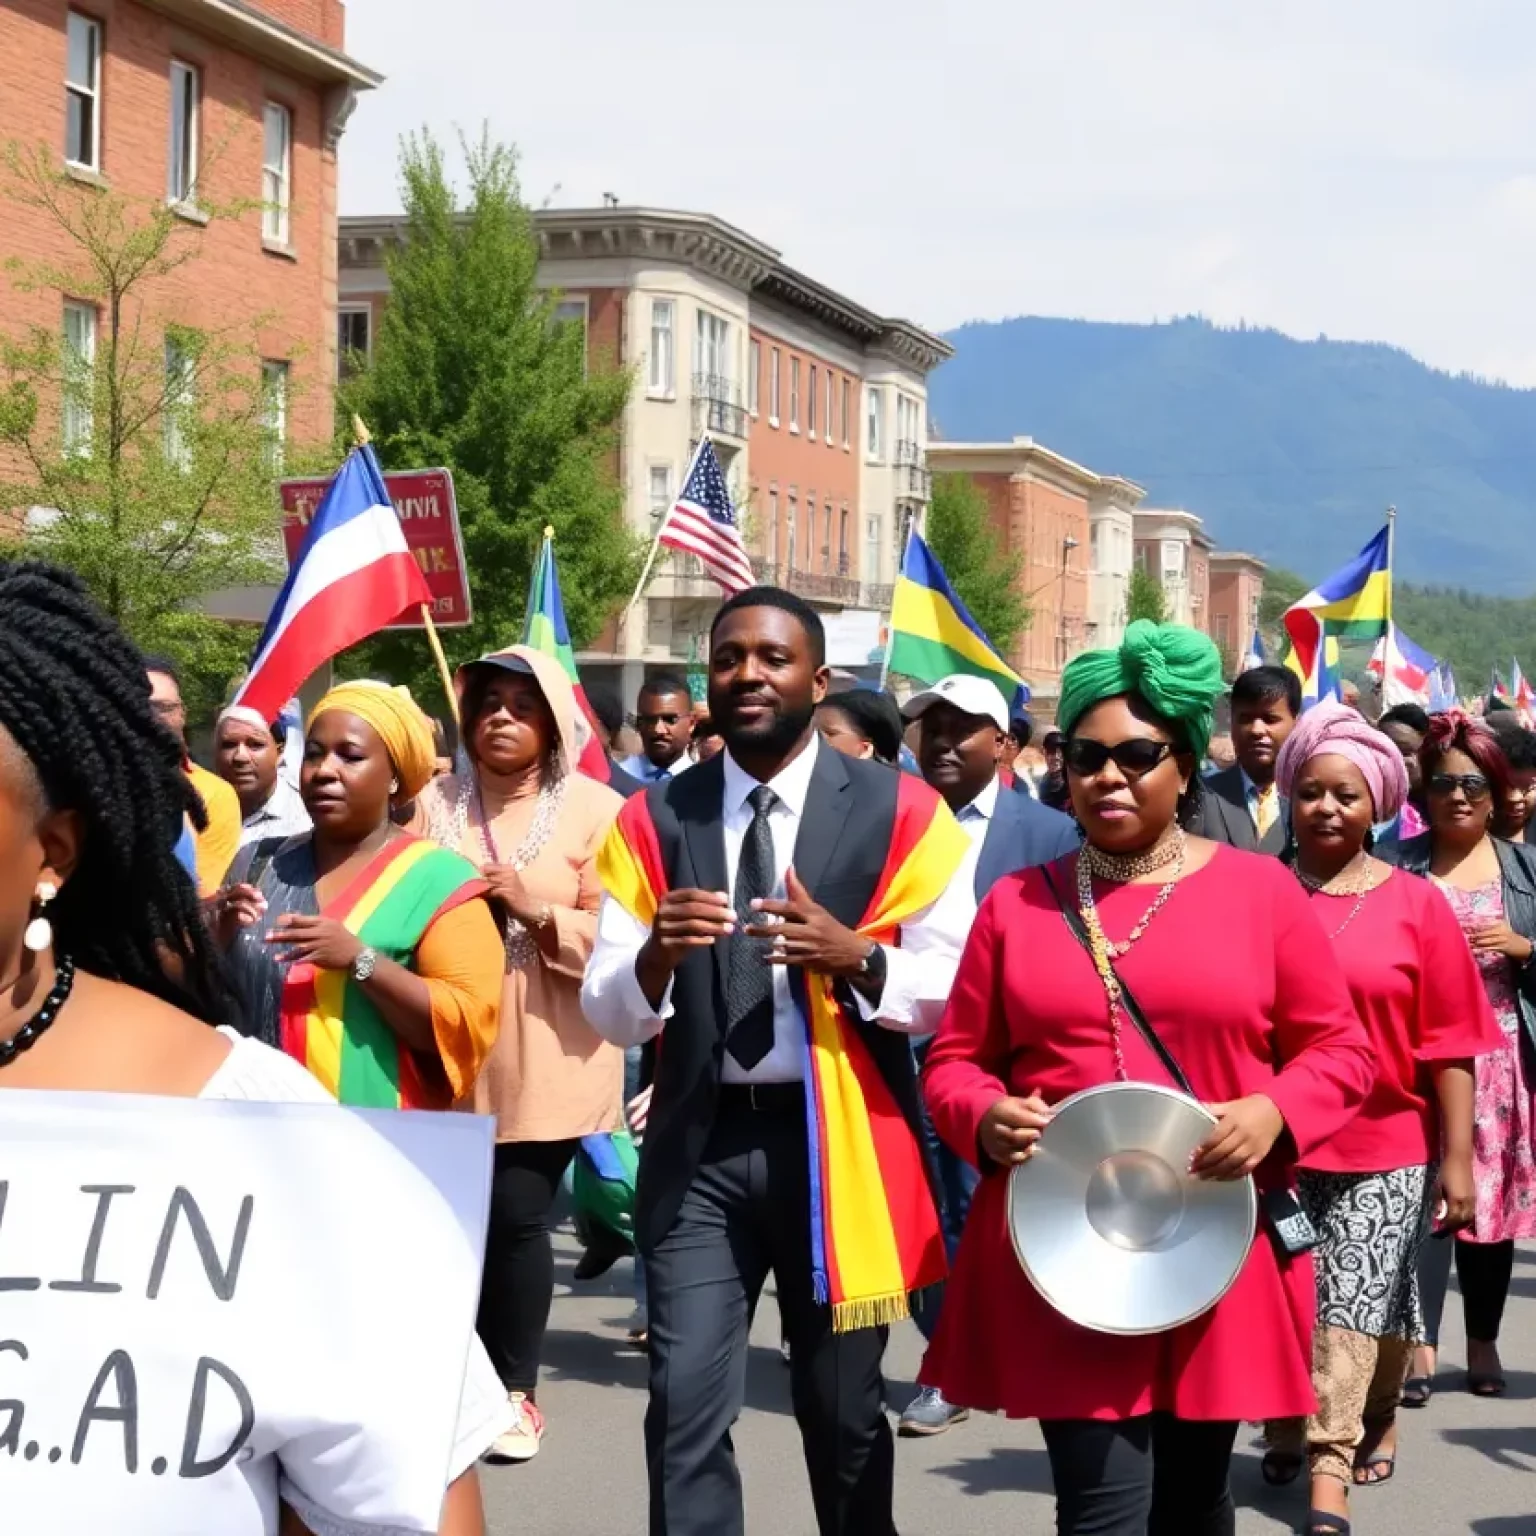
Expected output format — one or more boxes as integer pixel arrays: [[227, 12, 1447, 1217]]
[[0, 561, 237, 1025]]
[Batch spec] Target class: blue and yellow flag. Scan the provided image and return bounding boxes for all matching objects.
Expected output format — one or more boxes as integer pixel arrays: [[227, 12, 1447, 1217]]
[[1283, 525, 1390, 706], [888, 532, 1030, 705]]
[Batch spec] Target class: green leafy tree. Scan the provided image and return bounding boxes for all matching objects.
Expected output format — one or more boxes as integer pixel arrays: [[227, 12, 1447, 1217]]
[[0, 143, 299, 723], [924, 471, 1029, 653], [1125, 565, 1169, 625], [342, 130, 640, 697], [1257, 565, 1307, 661]]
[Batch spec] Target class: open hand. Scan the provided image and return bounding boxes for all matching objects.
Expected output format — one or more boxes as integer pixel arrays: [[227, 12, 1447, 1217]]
[[207, 882, 266, 947], [744, 867, 871, 977], [1469, 920, 1534, 963], [1191, 1094, 1284, 1181], [979, 1091, 1054, 1167], [266, 913, 364, 973]]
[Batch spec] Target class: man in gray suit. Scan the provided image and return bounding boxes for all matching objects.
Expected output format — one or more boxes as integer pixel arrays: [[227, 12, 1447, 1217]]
[[1198, 665, 1301, 855]]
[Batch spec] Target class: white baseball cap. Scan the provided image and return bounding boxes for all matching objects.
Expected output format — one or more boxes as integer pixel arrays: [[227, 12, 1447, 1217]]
[[901, 674, 1010, 732]]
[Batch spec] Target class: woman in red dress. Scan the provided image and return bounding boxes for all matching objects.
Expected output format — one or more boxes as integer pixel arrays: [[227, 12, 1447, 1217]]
[[921, 621, 1375, 1536]]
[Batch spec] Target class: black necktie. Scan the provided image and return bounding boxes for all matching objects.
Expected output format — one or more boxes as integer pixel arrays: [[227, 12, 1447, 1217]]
[[725, 785, 777, 1070]]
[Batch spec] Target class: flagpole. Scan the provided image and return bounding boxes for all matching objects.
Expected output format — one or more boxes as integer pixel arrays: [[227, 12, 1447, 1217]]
[[878, 508, 915, 692], [352, 415, 460, 727], [1384, 504, 1397, 622], [620, 433, 708, 635]]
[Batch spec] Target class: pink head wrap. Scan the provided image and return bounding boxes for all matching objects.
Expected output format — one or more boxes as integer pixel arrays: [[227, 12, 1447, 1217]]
[[1274, 698, 1409, 821]]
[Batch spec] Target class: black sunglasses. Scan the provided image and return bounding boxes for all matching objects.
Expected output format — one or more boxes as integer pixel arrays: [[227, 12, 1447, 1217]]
[[1065, 737, 1175, 778], [1427, 772, 1492, 802]]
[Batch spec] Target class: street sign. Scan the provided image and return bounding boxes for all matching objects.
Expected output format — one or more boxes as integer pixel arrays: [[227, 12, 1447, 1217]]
[[278, 467, 472, 628]]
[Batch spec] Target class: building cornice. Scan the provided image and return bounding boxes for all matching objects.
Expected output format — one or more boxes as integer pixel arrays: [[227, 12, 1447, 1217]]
[[137, 0, 382, 87], [927, 437, 1134, 499], [1209, 550, 1268, 572]]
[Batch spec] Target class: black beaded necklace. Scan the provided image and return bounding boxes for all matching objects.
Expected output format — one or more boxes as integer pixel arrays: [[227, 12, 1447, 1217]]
[[0, 954, 76, 1068]]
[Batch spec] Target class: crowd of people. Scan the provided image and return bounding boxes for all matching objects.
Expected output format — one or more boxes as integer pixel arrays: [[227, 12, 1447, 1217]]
[[1, 555, 1531, 1536]]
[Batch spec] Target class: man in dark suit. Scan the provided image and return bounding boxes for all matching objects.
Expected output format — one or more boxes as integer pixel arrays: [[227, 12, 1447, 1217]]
[[1196, 665, 1300, 855], [895, 673, 1078, 1434], [581, 588, 970, 1536]]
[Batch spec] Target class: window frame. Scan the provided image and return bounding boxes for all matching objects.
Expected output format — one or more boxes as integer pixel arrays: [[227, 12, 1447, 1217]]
[[336, 304, 371, 376], [807, 363, 818, 441], [842, 378, 851, 449], [825, 371, 835, 449], [261, 358, 289, 469], [647, 462, 673, 522], [747, 338, 761, 417], [865, 385, 883, 462], [768, 346, 781, 426], [648, 298, 675, 399], [65, 12, 102, 172], [163, 333, 195, 470], [789, 358, 801, 434], [262, 100, 292, 245], [167, 58, 201, 208], [766, 484, 779, 566], [786, 488, 798, 572], [62, 299, 97, 456]]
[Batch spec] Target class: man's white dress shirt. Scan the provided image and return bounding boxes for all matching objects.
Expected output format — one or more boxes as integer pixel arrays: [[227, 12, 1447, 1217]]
[[618, 752, 693, 784], [581, 736, 970, 1083]]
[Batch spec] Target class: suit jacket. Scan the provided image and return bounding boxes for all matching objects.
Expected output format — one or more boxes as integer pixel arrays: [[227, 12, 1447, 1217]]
[[603, 754, 646, 800], [631, 747, 937, 1251], [1196, 764, 1287, 856], [974, 785, 1079, 900]]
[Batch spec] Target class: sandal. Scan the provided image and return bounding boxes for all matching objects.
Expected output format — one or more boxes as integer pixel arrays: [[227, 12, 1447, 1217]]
[[1353, 1452, 1395, 1486], [1400, 1375, 1433, 1408], [1468, 1372, 1507, 1398], [1307, 1515, 1351, 1536], [1261, 1450, 1305, 1486]]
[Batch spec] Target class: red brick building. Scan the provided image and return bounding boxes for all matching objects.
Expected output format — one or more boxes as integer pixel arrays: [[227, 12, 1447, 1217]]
[[0, 0, 378, 448]]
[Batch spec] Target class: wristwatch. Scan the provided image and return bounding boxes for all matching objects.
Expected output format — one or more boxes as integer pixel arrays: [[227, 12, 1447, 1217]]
[[352, 947, 378, 983], [856, 942, 888, 991]]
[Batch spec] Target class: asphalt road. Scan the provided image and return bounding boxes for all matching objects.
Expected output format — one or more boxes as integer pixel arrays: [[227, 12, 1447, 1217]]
[[483, 1229, 1536, 1535]]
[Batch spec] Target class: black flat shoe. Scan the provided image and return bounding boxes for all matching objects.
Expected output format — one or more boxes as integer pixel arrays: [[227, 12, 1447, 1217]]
[[1306, 1513, 1351, 1536], [1262, 1450, 1305, 1486], [1400, 1375, 1433, 1408]]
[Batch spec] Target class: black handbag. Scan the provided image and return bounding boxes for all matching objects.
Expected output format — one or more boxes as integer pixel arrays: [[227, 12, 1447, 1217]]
[[1041, 866, 1319, 1257]]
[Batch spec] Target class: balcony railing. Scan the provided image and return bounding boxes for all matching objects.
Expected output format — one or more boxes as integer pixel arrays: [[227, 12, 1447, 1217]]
[[894, 438, 931, 502], [750, 558, 861, 604], [862, 582, 894, 610], [691, 372, 749, 441]]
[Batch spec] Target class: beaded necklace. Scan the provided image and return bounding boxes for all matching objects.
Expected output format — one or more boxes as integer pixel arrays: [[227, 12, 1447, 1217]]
[[1294, 851, 1376, 941], [0, 954, 75, 1068]]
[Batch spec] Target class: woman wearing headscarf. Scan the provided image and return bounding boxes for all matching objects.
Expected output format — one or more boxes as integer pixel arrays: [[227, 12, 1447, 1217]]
[[213, 681, 503, 1111], [919, 621, 1374, 1536], [1261, 702, 1496, 1533], [415, 645, 625, 1464], [213, 704, 311, 850], [1379, 712, 1536, 1404]]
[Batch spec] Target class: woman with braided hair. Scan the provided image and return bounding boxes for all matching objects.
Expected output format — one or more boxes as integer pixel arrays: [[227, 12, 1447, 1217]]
[[0, 562, 508, 1534], [920, 621, 1373, 1536]]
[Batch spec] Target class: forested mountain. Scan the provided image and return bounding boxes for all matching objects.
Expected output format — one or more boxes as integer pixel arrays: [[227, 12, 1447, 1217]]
[[929, 316, 1536, 597]]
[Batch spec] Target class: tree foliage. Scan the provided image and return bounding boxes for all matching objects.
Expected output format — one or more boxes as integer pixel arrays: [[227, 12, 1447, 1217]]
[[0, 143, 298, 722], [923, 471, 1029, 653], [341, 130, 640, 697], [1125, 566, 1169, 625]]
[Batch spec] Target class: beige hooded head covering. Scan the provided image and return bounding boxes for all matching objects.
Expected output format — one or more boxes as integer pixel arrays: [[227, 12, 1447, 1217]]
[[454, 644, 593, 771]]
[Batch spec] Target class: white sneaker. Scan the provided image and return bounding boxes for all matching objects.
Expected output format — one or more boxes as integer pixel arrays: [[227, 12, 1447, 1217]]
[[485, 1391, 544, 1463]]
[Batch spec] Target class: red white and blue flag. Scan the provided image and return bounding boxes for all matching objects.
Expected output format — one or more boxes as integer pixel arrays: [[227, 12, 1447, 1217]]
[[234, 445, 430, 720], [657, 437, 755, 594], [1366, 622, 1438, 708]]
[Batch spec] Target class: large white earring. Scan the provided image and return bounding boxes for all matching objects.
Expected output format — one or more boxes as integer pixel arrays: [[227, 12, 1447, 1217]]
[[24, 881, 57, 954]]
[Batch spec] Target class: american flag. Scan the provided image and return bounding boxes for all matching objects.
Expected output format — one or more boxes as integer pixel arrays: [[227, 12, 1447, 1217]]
[[658, 438, 755, 595]]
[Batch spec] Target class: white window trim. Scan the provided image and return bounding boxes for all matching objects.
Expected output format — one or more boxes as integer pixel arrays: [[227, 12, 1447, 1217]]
[[261, 359, 289, 468], [62, 299, 96, 456], [167, 59, 201, 210], [825, 372, 835, 450], [262, 100, 292, 246], [842, 378, 852, 450], [647, 461, 674, 522], [163, 335, 195, 470], [748, 339, 760, 417], [768, 347, 781, 428], [865, 385, 883, 463], [647, 297, 675, 400], [789, 358, 801, 435], [337, 303, 372, 365], [808, 364, 818, 441], [65, 12, 102, 172]]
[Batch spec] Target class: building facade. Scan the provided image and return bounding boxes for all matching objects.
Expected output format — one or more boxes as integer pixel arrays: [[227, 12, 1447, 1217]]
[[925, 438, 1144, 704], [1134, 508, 1214, 631], [1, 0, 377, 458], [337, 207, 950, 696], [1208, 551, 1267, 675]]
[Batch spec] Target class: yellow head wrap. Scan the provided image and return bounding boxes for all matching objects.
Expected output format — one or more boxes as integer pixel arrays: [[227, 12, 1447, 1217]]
[[307, 681, 437, 801]]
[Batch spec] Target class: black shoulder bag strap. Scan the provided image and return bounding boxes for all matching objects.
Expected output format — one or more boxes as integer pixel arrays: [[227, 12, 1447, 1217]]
[[1039, 864, 1318, 1256]]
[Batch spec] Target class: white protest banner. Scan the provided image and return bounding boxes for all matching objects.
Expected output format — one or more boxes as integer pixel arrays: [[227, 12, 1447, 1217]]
[[0, 1089, 493, 1535]]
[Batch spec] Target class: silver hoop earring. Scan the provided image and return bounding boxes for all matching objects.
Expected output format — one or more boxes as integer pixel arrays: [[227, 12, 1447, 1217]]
[[24, 881, 58, 954]]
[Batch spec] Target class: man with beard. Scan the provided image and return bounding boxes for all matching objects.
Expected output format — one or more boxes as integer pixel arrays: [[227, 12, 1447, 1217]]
[[1196, 664, 1299, 854], [620, 672, 696, 783], [582, 587, 972, 1536]]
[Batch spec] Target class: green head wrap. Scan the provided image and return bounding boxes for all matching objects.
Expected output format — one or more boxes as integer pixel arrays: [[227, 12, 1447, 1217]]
[[1056, 620, 1226, 761]]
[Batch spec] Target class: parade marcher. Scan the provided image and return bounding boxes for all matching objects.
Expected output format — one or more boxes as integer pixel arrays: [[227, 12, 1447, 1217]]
[[1486, 715, 1536, 843], [212, 681, 503, 1108], [920, 621, 1374, 1536], [620, 673, 695, 783], [586, 683, 647, 799], [898, 673, 1078, 1437], [1038, 727, 1070, 811], [1379, 712, 1536, 1404], [1262, 701, 1496, 1534], [582, 587, 972, 1536], [1195, 664, 1299, 854], [416, 645, 626, 1462], [213, 704, 311, 850], [814, 687, 905, 766], [0, 562, 507, 1535], [1373, 703, 1430, 847], [146, 654, 243, 895]]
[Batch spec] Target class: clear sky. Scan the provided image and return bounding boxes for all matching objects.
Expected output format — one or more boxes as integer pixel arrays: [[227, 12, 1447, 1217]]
[[339, 0, 1536, 385]]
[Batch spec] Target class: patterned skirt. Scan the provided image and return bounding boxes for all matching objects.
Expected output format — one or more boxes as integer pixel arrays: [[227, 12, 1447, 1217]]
[[1298, 1164, 1435, 1341]]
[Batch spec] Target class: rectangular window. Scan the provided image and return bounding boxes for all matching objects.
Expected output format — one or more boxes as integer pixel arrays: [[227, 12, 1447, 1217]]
[[767, 486, 779, 566], [167, 60, 200, 206], [62, 300, 96, 456], [842, 378, 851, 448], [337, 305, 370, 377], [695, 309, 730, 384], [807, 364, 818, 440], [648, 464, 672, 520], [768, 346, 780, 425], [787, 490, 798, 573], [864, 513, 881, 583], [163, 334, 194, 469], [1161, 539, 1185, 577], [838, 505, 849, 573], [789, 358, 800, 432], [865, 386, 883, 460], [747, 339, 760, 417], [262, 102, 291, 244], [65, 13, 101, 170], [807, 493, 817, 569], [822, 504, 833, 573], [825, 371, 835, 448], [648, 299, 674, 396], [261, 359, 288, 470]]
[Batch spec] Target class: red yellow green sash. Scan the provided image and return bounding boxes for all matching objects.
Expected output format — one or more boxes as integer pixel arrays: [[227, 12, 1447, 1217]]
[[596, 774, 967, 1330], [280, 836, 486, 1107]]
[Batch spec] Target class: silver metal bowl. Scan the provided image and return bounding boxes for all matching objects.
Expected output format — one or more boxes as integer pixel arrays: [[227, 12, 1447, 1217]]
[[1006, 1081, 1257, 1336]]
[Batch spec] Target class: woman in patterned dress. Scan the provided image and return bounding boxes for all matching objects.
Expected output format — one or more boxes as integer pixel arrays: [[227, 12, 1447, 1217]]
[[1263, 702, 1497, 1536], [1380, 711, 1536, 1404]]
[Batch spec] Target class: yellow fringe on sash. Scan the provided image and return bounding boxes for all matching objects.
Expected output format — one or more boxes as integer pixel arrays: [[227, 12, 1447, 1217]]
[[832, 1291, 915, 1334]]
